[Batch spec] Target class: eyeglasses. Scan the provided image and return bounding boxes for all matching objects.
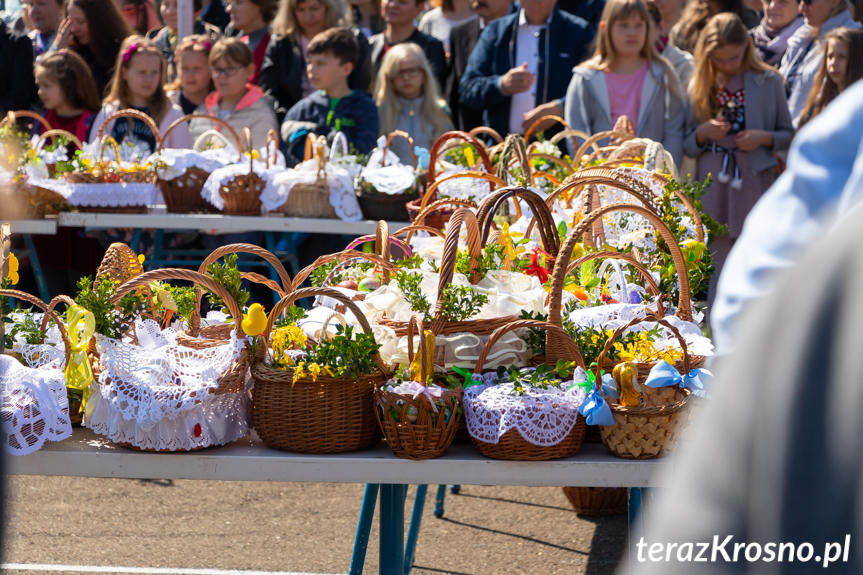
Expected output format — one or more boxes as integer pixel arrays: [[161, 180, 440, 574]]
[[395, 66, 423, 79], [799, 0, 813, 5], [212, 66, 243, 77]]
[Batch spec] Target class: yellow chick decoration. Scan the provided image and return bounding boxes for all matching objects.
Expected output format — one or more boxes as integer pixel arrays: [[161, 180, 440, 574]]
[[156, 289, 178, 312], [241, 303, 268, 337], [612, 362, 642, 407], [409, 330, 436, 383]]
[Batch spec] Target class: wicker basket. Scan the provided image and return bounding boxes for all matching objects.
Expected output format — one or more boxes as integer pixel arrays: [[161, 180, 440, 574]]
[[593, 315, 694, 459], [279, 134, 337, 218], [215, 127, 266, 215], [375, 315, 462, 460], [0, 288, 78, 424], [475, 186, 561, 260], [1, 110, 52, 132], [562, 486, 628, 516], [157, 114, 242, 213], [251, 287, 387, 453], [356, 130, 420, 222]]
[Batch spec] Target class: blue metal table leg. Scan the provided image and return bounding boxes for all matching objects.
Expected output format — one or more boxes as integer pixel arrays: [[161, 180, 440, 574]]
[[22, 234, 50, 302], [380, 484, 407, 575], [434, 484, 447, 518], [150, 228, 165, 270], [403, 485, 428, 574], [349, 483, 379, 575], [627, 487, 645, 574], [130, 228, 143, 254]]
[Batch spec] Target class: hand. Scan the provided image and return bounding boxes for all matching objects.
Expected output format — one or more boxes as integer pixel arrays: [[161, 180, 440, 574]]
[[521, 100, 564, 134], [499, 63, 535, 96], [696, 119, 730, 145], [51, 17, 73, 50], [734, 129, 771, 152]]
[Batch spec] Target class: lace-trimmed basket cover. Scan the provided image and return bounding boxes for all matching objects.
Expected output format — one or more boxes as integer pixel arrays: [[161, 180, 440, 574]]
[[0, 289, 75, 454], [85, 269, 252, 452], [356, 131, 423, 222], [206, 127, 269, 215], [278, 133, 337, 218], [156, 114, 242, 213], [406, 131, 496, 229], [464, 319, 589, 460], [251, 287, 388, 453], [374, 315, 462, 460], [65, 109, 161, 213]]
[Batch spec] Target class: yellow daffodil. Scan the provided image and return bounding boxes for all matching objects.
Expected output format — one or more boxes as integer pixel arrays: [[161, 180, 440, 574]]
[[241, 303, 268, 337], [680, 239, 707, 264], [6, 252, 19, 285], [464, 146, 475, 167], [137, 253, 146, 265], [292, 361, 307, 385]]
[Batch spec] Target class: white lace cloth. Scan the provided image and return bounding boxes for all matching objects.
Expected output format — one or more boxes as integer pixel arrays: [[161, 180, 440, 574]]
[[267, 159, 363, 221], [434, 168, 492, 202], [27, 178, 162, 207], [463, 368, 588, 446], [201, 161, 281, 213], [359, 139, 417, 196], [85, 320, 251, 451], [0, 354, 72, 456], [148, 148, 237, 181]]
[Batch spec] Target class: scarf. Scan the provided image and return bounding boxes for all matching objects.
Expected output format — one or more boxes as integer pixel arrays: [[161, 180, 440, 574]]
[[750, 16, 805, 66]]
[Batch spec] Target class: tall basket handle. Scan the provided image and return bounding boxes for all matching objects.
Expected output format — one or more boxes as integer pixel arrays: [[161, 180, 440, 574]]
[[161, 113, 242, 153], [329, 131, 350, 162], [112, 268, 245, 337], [0, 289, 71, 364], [392, 223, 445, 244], [573, 130, 635, 168], [291, 249, 399, 289], [193, 129, 244, 162], [37, 129, 84, 152], [475, 185, 560, 260], [94, 108, 162, 147], [265, 129, 280, 170], [494, 134, 532, 184], [565, 251, 663, 303], [417, 171, 506, 215], [427, 131, 494, 184], [411, 198, 478, 229], [242, 127, 255, 174], [524, 115, 569, 142], [475, 319, 585, 373], [2, 110, 52, 131], [341, 221, 402, 283], [547, 202, 692, 323], [467, 126, 504, 144], [381, 130, 417, 169], [262, 286, 390, 378], [429, 207, 483, 334]]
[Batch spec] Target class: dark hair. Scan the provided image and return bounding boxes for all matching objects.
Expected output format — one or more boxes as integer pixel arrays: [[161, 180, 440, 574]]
[[646, 1, 662, 26], [252, 0, 279, 23], [35, 50, 101, 111], [671, 0, 745, 53], [122, 0, 152, 35], [307, 26, 358, 65], [800, 28, 863, 126], [209, 36, 254, 66], [67, 0, 133, 70]]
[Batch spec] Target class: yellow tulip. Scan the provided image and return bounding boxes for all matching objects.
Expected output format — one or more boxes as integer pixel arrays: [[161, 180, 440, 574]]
[[241, 303, 268, 337], [6, 252, 19, 285]]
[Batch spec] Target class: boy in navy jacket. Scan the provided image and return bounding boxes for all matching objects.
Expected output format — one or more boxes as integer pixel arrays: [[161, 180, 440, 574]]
[[281, 27, 379, 159]]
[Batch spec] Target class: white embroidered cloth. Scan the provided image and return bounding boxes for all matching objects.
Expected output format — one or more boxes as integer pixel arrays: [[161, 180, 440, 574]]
[[28, 178, 162, 207], [268, 160, 363, 221], [201, 161, 281, 213], [434, 168, 492, 202], [0, 354, 72, 456], [85, 321, 251, 451], [149, 148, 237, 181], [463, 368, 588, 446]]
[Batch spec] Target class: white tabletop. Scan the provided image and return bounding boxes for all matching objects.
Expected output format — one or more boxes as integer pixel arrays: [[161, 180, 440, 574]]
[[7, 428, 668, 487], [2, 219, 58, 235], [57, 212, 411, 235]]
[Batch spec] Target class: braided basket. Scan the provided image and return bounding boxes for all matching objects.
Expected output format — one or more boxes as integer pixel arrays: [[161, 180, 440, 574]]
[[217, 127, 267, 215], [279, 134, 336, 218], [251, 287, 387, 453], [374, 315, 462, 460]]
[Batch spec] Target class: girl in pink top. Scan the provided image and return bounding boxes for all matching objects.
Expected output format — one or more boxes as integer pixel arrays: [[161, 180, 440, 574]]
[[564, 0, 685, 164]]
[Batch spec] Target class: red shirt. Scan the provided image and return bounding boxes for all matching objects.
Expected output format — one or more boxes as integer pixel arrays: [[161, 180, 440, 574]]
[[43, 109, 95, 146]]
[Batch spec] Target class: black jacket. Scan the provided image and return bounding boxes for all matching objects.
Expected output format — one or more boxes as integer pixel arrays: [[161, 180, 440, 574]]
[[446, 18, 483, 131], [556, 0, 605, 35], [0, 20, 35, 114], [282, 89, 379, 158], [259, 28, 372, 123], [369, 29, 447, 94]]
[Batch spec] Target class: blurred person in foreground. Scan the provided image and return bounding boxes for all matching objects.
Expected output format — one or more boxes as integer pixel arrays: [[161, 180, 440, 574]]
[[710, 78, 863, 357], [626, 148, 863, 574]]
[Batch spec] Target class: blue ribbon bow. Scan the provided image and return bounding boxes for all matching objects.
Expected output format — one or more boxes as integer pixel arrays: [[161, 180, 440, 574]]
[[643, 360, 712, 398], [579, 389, 615, 426]]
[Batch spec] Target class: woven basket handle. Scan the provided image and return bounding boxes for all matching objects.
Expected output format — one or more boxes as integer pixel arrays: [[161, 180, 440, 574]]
[[192, 243, 294, 334], [193, 129, 244, 162], [411, 197, 477, 229], [475, 186, 560, 260], [161, 113, 242, 154], [467, 126, 504, 144], [527, 152, 574, 177], [427, 131, 493, 184], [265, 129, 279, 170], [292, 249, 399, 289], [97, 135, 121, 165], [429, 207, 482, 333], [112, 268, 245, 337], [37, 129, 84, 152], [241, 127, 255, 174], [329, 131, 349, 161], [643, 171, 705, 243], [593, 314, 692, 387], [548, 202, 692, 323], [263, 286, 390, 377], [40, 294, 77, 333], [95, 108, 162, 146], [549, 128, 595, 152], [474, 319, 585, 373], [564, 251, 664, 304], [405, 313, 428, 383], [524, 114, 569, 142], [318, 309, 348, 340], [0, 289, 71, 363], [391, 223, 445, 244], [573, 130, 635, 168], [419, 170, 506, 215], [340, 221, 400, 283], [542, 167, 660, 218], [2, 110, 52, 131], [495, 134, 532, 183], [381, 130, 417, 169]]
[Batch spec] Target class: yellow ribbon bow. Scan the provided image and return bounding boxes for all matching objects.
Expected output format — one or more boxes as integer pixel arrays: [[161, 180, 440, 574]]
[[64, 304, 96, 412]]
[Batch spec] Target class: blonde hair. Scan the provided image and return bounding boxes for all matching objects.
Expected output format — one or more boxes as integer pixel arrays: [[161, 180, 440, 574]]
[[586, 0, 682, 98], [374, 43, 453, 139], [690, 13, 774, 123], [104, 35, 171, 124], [271, 0, 348, 38], [166, 34, 213, 92], [209, 37, 254, 66]]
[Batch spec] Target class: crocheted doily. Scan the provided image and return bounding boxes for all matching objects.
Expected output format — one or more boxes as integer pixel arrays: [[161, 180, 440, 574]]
[[201, 161, 281, 213], [267, 160, 363, 221]]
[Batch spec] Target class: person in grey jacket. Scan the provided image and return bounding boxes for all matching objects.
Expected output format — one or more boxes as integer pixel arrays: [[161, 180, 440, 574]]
[[565, 0, 685, 165], [779, 0, 860, 127]]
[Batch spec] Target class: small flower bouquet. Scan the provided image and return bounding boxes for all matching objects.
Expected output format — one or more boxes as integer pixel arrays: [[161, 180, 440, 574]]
[[374, 315, 462, 460], [251, 287, 389, 453]]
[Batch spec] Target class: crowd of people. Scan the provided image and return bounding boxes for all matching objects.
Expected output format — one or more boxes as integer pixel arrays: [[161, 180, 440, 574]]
[[1, 0, 862, 289]]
